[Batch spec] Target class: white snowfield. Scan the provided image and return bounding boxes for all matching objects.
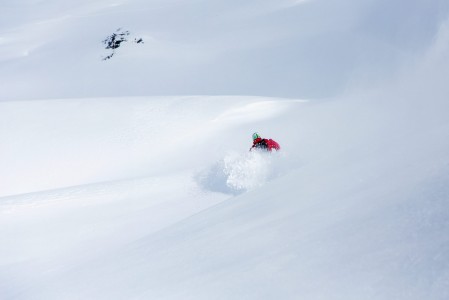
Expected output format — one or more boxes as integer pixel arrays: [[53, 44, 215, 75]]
[[1, 0, 449, 299]]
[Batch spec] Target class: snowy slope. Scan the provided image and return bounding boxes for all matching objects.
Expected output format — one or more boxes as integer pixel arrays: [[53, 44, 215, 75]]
[[1, 0, 449, 299], [2, 91, 449, 299]]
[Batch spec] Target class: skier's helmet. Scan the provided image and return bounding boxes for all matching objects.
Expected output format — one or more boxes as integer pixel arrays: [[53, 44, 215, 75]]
[[252, 132, 260, 141]]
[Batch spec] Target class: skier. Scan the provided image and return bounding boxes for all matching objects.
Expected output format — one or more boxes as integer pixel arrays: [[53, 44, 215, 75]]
[[250, 132, 280, 152]]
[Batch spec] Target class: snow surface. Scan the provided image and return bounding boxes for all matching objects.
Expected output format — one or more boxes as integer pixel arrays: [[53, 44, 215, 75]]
[[1, 0, 449, 299]]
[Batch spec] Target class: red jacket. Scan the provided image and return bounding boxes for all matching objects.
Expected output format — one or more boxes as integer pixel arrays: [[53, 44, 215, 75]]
[[251, 137, 281, 152]]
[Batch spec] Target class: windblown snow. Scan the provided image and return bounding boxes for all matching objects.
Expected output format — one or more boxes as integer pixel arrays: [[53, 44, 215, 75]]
[[1, 0, 449, 299]]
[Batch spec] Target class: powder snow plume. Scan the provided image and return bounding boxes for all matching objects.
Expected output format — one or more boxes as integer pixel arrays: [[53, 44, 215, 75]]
[[197, 150, 289, 194]]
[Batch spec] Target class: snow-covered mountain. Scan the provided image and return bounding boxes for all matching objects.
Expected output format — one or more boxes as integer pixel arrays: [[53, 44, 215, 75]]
[[3, 0, 448, 100], [1, 0, 449, 299]]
